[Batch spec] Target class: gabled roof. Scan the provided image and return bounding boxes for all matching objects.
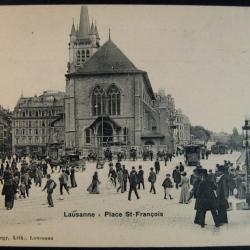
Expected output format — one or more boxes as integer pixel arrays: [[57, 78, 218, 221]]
[[67, 39, 155, 100], [71, 39, 142, 75]]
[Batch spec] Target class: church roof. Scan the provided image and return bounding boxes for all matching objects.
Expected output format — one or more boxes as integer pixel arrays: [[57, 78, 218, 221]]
[[68, 39, 155, 100], [73, 39, 141, 75]]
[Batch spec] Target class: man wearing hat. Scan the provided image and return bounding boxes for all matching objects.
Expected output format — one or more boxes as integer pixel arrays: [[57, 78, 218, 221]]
[[128, 166, 139, 201], [172, 166, 181, 189], [148, 167, 157, 194], [216, 165, 229, 224], [196, 169, 220, 228]]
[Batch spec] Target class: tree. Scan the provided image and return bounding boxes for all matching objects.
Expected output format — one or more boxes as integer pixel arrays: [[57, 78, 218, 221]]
[[190, 126, 211, 143]]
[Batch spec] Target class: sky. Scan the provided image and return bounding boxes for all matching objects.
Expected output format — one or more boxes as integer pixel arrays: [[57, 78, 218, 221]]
[[0, 5, 249, 133]]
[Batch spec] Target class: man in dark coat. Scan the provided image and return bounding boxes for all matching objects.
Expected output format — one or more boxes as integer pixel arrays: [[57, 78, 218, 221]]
[[193, 169, 203, 225], [196, 169, 220, 227], [150, 151, 153, 161], [128, 167, 139, 201], [172, 166, 181, 189], [122, 165, 129, 192], [2, 176, 16, 210], [154, 159, 160, 174], [70, 166, 77, 188], [179, 162, 184, 173], [164, 153, 168, 166], [216, 165, 229, 224], [208, 169, 216, 184], [148, 167, 157, 194], [137, 165, 145, 190]]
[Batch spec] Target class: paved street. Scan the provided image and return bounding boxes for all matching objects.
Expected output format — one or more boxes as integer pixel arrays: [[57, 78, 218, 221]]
[[1, 152, 250, 247]]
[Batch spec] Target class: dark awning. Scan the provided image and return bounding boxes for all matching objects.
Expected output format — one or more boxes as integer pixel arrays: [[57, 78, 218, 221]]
[[141, 132, 165, 139], [88, 116, 121, 130]]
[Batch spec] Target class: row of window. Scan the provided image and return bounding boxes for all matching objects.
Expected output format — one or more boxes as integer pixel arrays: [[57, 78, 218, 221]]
[[15, 120, 48, 128], [15, 109, 61, 118], [92, 85, 121, 116], [76, 49, 90, 65], [16, 128, 47, 136], [15, 136, 46, 145]]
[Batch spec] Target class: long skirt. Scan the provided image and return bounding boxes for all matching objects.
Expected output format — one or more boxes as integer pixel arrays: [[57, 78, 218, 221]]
[[5, 194, 14, 209], [179, 185, 190, 204], [87, 183, 100, 194]]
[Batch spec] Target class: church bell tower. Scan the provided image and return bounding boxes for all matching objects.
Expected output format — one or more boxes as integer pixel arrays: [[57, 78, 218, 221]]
[[67, 6, 101, 73]]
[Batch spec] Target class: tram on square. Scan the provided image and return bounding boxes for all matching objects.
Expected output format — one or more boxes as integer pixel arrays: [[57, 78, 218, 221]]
[[211, 144, 228, 154], [184, 145, 201, 166]]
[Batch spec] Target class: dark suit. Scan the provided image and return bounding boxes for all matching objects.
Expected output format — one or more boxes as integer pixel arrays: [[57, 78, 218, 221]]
[[216, 174, 229, 224], [197, 179, 220, 227], [137, 169, 144, 190]]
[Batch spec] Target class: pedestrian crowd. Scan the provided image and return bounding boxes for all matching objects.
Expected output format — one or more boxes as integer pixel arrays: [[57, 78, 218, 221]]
[[0, 152, 243, 230], [0, 154, 78, 209]]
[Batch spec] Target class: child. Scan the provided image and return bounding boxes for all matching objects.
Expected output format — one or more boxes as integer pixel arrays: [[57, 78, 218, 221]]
[[162, 174, 173, 200], [19, 181, 26, 199]]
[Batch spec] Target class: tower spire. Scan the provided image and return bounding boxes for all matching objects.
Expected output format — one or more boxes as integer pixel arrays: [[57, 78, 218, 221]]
[[94, 21, 100, 39], [109, 28, 111, 40], [90, 20, 95, 35], [78, 5, 90, 39], [70, 19, 76, 35]]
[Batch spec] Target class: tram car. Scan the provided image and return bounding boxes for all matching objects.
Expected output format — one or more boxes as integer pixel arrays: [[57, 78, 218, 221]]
[[184, 145, 201, 166]]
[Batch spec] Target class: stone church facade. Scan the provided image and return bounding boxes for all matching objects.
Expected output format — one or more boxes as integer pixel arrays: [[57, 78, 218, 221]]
[[65, 6, 174, 155]]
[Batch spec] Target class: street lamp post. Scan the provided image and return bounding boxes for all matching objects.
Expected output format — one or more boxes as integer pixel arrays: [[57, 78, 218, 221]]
[[242, 117, 250, 207], [94, 104, 104, 161]]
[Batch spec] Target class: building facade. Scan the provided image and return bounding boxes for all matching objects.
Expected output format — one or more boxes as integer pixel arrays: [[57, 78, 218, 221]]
[[174, 109, 191, 146], [12, 91, 65, 157], [0, 106, 12, 153], [64, 6, 176, 156]]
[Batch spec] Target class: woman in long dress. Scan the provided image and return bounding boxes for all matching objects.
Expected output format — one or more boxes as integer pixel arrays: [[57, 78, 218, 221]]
[[87, 172, 101, 194], [179, 172, 190, 204], [2, 168, 16, 210]]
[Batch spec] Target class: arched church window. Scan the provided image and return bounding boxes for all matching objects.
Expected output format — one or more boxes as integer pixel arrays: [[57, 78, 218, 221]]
[[152, 118, 157, 131], [76, 50, 81, 65], [92, 86, 106, 116], [85, 128, 91, 144], [123, 127, 128, 143], [81, 50, 85, 63], [86, 50, 90, 58], [107, 85, 121, 116]]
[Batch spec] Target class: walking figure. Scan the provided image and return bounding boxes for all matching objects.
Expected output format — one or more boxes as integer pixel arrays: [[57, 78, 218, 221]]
[[162, 174, 173, 199], [148, 167, 156, 194], [42, 174, 57, 207], [59, 170, 70, 196], [137, 165, 145, 190], [196, 169, 220, 228], [128, 167, 139, 201]]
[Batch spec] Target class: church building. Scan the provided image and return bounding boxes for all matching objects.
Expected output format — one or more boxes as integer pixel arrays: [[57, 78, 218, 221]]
[[65, 6, 173, 155]]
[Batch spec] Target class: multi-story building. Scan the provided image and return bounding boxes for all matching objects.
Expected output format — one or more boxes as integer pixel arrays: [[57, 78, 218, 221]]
[[174, 109, 191, 146], [0, 106, 12, 153], [64, 6, 175, 156], [12, 91, 65, 157]]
